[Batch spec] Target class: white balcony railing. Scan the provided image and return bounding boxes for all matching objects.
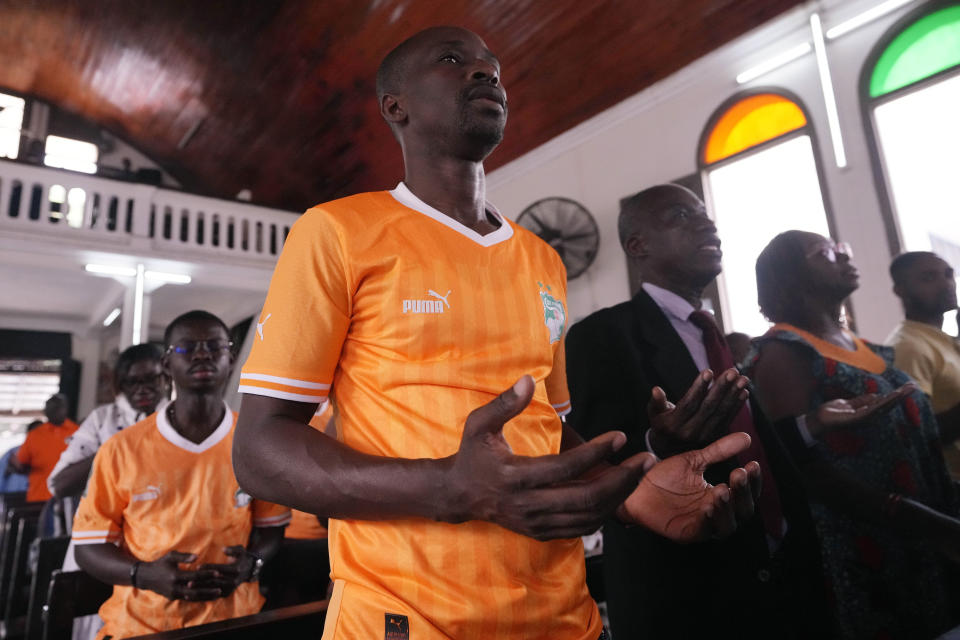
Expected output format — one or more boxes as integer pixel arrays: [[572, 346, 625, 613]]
[[0, 159, 298, 263]]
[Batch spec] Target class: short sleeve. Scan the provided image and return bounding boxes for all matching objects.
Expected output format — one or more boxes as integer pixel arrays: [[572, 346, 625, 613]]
[[251, 500, 292, 528], [893, 338, 937, 396], [545, 338, 571, 417], [239, 209, 352, 404], [71, 442, 125, 546]]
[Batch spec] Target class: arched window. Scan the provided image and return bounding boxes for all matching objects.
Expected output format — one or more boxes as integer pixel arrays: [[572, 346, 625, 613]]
[[863, 3, 960, 283], [699, 91, 833, 337]]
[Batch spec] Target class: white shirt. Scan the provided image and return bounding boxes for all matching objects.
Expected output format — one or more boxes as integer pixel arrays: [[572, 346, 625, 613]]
[[640, 282, 815, 458], [641, 282, 710, 371], [47, 394, 147, 494]]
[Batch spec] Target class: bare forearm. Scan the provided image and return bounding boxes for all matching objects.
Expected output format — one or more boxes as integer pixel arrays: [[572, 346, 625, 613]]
[[50, 457, 94, 498], [75, 543, 137, 586], [234, 412, 454, 523]]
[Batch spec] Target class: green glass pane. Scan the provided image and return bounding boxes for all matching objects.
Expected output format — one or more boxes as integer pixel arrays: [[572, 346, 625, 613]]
[[870, 5, 960, 97]]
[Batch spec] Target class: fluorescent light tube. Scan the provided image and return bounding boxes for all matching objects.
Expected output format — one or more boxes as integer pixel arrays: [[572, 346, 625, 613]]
[[102, 307, 121, 326], [826, 0, 915, 39], [85, 264, 136, 277]]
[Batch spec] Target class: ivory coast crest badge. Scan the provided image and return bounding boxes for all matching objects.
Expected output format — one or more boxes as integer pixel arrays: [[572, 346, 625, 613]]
[[538, 282, 566, 344]]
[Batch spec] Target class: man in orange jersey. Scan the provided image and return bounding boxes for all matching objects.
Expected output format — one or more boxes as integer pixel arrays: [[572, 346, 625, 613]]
[[73, 311, 290, 639], [234, 27, 759, 639], [8, 393, 79, 502]]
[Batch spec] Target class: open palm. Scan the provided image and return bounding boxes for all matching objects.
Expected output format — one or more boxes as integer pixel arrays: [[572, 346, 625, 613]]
[[619, 432, 757, 543]]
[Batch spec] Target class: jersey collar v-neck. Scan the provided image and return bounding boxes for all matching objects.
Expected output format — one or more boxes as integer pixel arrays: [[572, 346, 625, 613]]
[[389, 182, 514, 248], [155, 400, 234, 454]]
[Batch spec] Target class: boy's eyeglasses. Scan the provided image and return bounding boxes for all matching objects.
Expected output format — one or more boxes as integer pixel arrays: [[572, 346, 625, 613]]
[[165, 340, 233, 356]]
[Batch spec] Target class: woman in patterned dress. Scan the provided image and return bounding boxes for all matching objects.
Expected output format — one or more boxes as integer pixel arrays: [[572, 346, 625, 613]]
[[746, 230, 960, 640]]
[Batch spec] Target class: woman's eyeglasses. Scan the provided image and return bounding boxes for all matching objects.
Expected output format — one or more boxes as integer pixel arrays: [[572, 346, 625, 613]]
[[806, 240, 853, 263], [120, 374, 164, 390]]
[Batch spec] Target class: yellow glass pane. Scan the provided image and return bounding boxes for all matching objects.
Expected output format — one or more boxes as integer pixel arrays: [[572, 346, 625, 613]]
[[704, 94, 807, 164]]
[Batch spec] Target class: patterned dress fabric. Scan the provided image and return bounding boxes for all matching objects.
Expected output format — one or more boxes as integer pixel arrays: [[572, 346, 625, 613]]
[[746, 326, 957, 640]]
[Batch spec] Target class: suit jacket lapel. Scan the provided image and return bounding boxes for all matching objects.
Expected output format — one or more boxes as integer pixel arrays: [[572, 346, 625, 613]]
[[630, 290, 701, 400]]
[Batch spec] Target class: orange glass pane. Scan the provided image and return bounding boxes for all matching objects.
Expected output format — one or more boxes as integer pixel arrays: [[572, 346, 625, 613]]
[[703, 94, 807, 164]]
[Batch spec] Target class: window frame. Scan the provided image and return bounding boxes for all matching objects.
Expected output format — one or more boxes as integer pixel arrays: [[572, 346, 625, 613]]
[[695, 87, 840, 333], [859, 0, 960, 258]]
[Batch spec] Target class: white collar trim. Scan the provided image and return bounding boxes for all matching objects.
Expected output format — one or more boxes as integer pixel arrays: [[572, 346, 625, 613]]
[[156, 400, 234, 453], [389, 182, 514, 247]]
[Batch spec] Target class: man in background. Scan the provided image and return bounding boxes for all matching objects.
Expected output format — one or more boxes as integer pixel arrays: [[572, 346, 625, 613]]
[[565, 184, 893, 638], [887, 251, 960, 477], [8, 394, 78, 502]]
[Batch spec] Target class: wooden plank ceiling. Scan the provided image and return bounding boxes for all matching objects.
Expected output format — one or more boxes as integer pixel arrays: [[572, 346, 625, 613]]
[[0, 0, 802, 211]]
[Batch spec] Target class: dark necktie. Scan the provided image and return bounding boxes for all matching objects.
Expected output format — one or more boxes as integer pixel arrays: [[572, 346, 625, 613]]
[[688, 310, 784, 542]]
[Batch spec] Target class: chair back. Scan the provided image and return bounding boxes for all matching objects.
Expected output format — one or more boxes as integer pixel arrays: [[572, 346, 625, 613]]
[[0, 504, 42, 609], [23, 536, 69, 640], [42, 570, 112, 640]]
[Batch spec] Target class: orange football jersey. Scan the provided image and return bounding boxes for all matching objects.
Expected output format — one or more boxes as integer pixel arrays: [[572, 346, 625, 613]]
[[17, 419, 79, 502], [72, 403, 291, 639], [240, 184, 599, 639]]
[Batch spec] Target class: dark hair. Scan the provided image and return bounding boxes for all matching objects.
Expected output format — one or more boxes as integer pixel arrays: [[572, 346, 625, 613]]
[[26, 419, 43, 432], [617, 184, 697, 249], [889, 251, 939, 286], [376, 38, 412, 102], [114, 343, 164, 388], [755, 230, 812, 322], [163, 310, 230, 346]]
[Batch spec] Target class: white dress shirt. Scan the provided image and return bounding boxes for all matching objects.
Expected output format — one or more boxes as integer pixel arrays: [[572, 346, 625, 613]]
[[641, 282, 710, 371], [47, 394, 147, 494]]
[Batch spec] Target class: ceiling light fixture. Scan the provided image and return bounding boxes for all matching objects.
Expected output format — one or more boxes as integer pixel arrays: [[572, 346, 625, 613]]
[[102, 307, 121, 327], [145, 271, 192, 284], [85, 263, 137, 277], [736, 43, 812, 84], [811, 13, 848, 168], [826, 0, 915, 39], [132, 264, 145, 345]]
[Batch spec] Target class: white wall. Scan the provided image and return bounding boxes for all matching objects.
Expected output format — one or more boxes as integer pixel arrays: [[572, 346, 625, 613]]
[[487, 0, 922, 341]]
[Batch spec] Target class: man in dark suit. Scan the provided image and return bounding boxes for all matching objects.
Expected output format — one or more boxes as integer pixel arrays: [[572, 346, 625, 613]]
[[566, 184, 837, 639]]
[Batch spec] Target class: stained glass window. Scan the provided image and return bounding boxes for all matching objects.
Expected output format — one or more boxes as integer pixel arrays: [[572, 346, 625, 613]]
[[870, 5, 960, 98], [700, 93, 830, 336], [702, 93, 807, 164]]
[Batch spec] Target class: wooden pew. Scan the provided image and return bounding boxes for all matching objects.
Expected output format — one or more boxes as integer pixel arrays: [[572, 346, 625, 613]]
[[41, 570, 111, 640], [0, 504, 42, 622], [23, 536, 69, 640], [128, 600, 328, 639]]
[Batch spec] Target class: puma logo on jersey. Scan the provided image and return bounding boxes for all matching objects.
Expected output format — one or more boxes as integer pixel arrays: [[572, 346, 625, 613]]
[[403, 290, 451, 314], [132, 484, 162, 502], [256, 313, 271, 341]]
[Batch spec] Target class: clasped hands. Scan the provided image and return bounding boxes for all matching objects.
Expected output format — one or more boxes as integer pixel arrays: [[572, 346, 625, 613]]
[[444, 371, 912, 544], [442, 374, 759, 543], [133, 546, 255, 602]]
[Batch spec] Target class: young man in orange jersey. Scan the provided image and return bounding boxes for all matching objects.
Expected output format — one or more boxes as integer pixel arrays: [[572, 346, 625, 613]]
[[73, 311, 290, 639], [234, 27, 760, 639]]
